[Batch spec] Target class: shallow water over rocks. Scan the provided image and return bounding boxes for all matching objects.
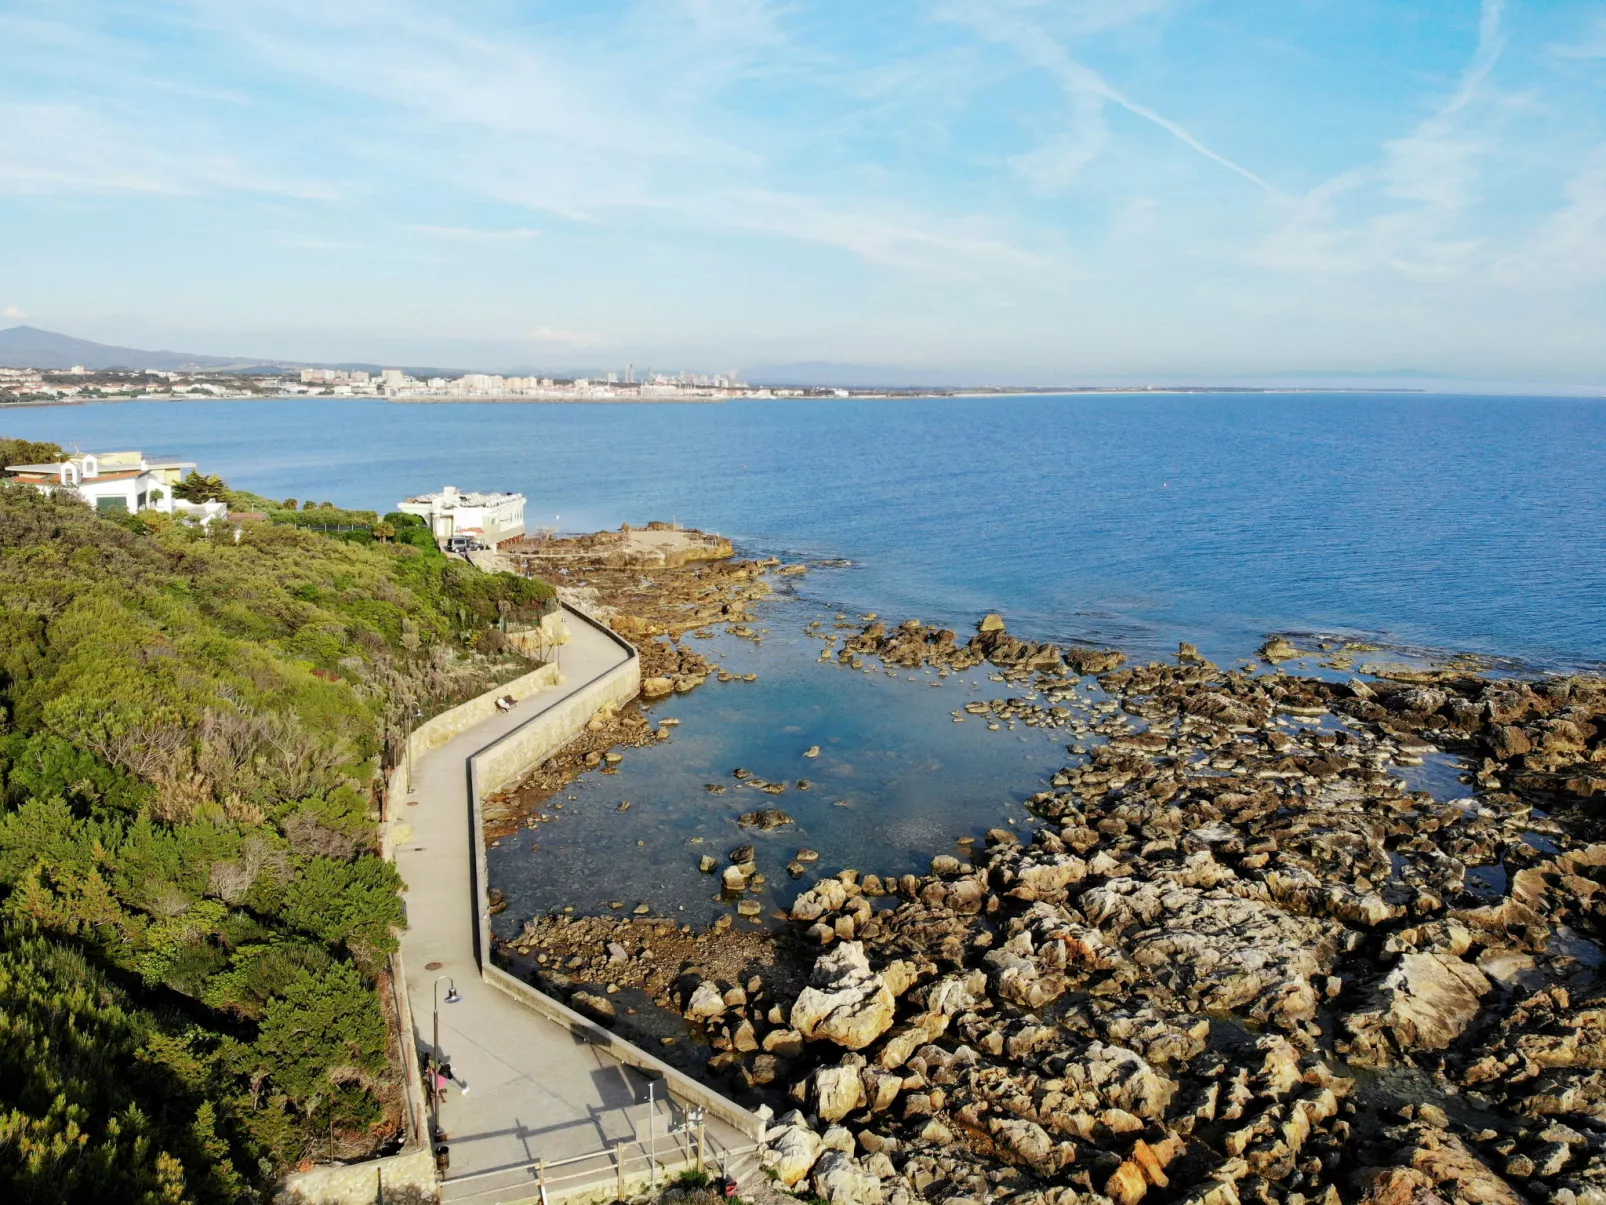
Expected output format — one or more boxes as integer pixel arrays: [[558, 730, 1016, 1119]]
[[489, 595, 1091, 933]]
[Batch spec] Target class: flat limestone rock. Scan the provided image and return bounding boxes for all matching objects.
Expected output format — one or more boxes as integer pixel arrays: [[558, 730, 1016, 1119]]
[[1115, 886, 1340, 1028], [1347, 952, 1492, 1061]]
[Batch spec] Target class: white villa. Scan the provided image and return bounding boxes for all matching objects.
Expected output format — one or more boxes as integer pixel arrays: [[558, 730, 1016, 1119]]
[[4, 451, 228, 523], [396, 485, 526, 549]]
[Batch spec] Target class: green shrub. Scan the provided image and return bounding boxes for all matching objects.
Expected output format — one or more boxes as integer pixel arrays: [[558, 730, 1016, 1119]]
[[280, 856, 404, 963], [0, 437, 65, 467], [253, 961, 388, 1103], [0, 921, 251, 1203], [0, 478, 556, 1193], [0, 732, 150, 818]]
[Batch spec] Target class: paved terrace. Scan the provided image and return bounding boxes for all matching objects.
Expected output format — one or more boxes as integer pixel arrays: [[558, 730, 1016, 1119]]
[[394, 616, 751, 1203]]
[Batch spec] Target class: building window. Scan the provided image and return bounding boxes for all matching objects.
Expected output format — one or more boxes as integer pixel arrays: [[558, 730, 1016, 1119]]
[[137, 491, 148, 510], [96, 496, 129, 514]]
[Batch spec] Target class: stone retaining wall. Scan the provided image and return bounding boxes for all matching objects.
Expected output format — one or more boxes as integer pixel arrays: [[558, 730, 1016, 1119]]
[[275, 1146, 437, 1205], [284, 653, 565, 1202]]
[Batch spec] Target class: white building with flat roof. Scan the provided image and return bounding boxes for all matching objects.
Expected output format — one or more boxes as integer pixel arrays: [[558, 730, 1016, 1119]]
[[4, 451, 226, 523], [396, 485, 526, 549]]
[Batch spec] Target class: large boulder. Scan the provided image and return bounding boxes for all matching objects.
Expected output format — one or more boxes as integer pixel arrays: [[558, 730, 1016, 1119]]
[[1347, 953, 1491, 1061], [1068, 1042, 1175, 1120], [983, 948, 1068, 1010], [1120, 886, 1340, 1029], [790, 941, 897, 1050], [1064, 647, 1126, 674], [683, 981, 727, 1022], [988, 1118, 1073, 1177], [805, 1063, 869, 1122], [761, 1116, 822, 1188], [811, 1150, 884, 1205], [792, 879, 850, 922], [1260, 636, 1300, 663]]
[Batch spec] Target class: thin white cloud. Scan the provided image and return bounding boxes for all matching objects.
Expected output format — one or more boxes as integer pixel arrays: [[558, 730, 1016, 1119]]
[[527, 326, 603, 347], [0, 102, 336, 199], [3, 307, 26, 319], [406, 225, 542, 242], [938, 0, 1273, 193], [1545, 13, 1606, 58], [1498, 144, 1606, 286], [166, 0, 1061, 276], [1253, 0, 1508, 280], [720, 190, 1057, 275]]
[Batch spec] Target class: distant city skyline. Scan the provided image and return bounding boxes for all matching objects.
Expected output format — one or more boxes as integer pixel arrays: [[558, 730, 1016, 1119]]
[[3, 1, 1606, 385]]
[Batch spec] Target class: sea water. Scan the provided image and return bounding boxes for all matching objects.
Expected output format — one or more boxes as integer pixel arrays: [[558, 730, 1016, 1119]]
[[487, 599, 1079, 922], [11, 394, 1603, 924], [14, 392, 1602, 670]]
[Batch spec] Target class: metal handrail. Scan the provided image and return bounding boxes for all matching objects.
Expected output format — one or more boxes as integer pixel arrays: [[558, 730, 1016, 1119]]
[[442, 1128, 765, 1202]]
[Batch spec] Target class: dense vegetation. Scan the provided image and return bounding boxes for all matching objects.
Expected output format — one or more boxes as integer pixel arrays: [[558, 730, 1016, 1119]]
[[0, 445, 553, 1202]]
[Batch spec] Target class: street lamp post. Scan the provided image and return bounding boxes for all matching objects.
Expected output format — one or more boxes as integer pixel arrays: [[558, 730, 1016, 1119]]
[[430, 976, 462, 1140], [405, 706, 423, 793]]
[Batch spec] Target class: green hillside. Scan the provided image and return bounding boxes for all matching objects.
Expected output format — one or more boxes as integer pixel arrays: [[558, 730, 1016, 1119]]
[[0, 441, 551, 1203]]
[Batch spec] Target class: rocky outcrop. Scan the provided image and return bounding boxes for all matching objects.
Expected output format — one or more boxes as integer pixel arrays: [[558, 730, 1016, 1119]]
[[1346, 953, 1491, 1062], [506, 630, 1606, 1205], [790, 942, 897, 1050]]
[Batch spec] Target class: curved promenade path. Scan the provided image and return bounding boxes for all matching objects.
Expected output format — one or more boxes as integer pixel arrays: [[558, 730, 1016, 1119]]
[[395, 617, 750, 1203]]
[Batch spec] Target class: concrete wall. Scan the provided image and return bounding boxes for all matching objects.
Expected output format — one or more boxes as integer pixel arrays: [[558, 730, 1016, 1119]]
[[410, 659, 564, 759], [482, 965, 768, 1144], [276, 1146, 437, 1205], [362, 652, 565, 1183], [465, 605, 641, 970], [470, 657, 638, 797], [374, 654, 565, 1151], [465, 605, 769, 1145], [305, 603, 761, 1205]]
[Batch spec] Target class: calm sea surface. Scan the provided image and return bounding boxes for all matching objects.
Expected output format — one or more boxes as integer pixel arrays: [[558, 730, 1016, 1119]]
[[8, 393, 1603, 922], [10, 393, 1602, 669]]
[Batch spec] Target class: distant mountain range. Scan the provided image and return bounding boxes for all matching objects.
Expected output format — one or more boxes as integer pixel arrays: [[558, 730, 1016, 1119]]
[[0, 325, 540, 378], [744, 361, 1457, 389], [0, 325, 278, 371]]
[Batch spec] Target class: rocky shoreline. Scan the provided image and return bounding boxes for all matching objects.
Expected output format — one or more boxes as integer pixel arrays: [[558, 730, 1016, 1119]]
[[489, 526, 1606, 1205]]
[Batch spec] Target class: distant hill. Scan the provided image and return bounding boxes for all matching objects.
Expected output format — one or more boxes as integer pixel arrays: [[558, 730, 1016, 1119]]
[[744, 361, 1012, 388], [744, 361, 1464, 390], [0, 325, 282, 371]]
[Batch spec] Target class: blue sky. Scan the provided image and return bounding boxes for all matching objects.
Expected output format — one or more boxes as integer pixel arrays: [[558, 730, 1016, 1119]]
[[3, 0, 1606, 381]]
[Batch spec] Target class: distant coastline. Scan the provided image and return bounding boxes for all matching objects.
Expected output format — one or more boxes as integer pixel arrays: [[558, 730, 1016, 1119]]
[[387, 394, 726, 405]]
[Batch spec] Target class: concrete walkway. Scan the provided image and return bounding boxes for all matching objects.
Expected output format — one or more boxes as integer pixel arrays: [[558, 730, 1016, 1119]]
[[394, 619, 746, 1203]]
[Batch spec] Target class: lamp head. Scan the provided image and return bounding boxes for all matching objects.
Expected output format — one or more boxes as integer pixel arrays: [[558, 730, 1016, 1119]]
[[445, 986, 462, 1005]]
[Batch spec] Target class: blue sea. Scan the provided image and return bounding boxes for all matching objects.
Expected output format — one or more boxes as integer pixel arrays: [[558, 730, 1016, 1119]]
[[11, 392, 1602, 670], [8, 393, 1603, 921]]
